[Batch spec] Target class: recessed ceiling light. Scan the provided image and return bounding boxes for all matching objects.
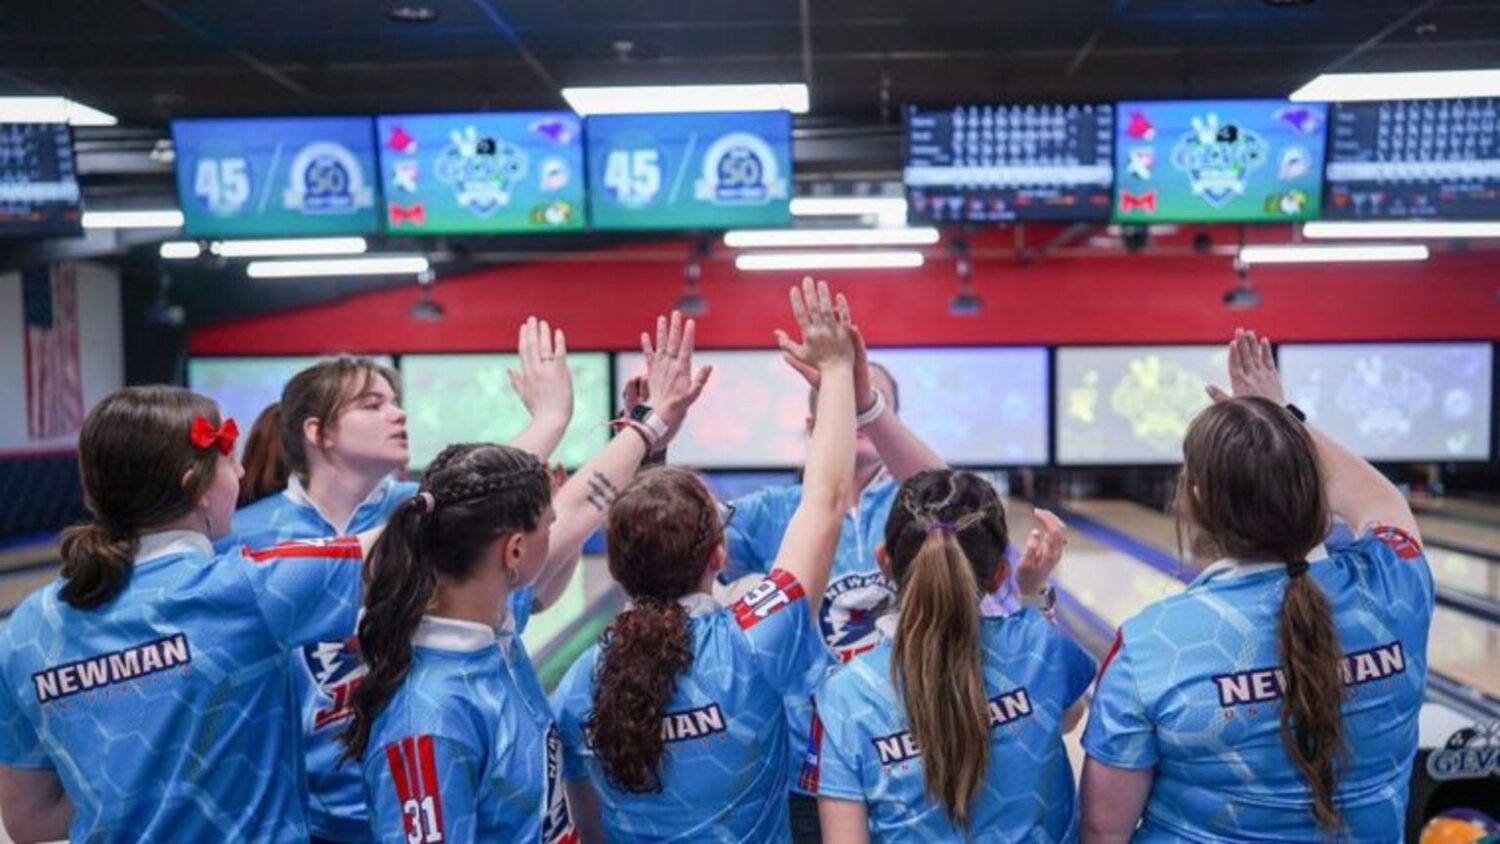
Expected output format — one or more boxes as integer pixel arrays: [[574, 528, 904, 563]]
[[387, 5, 439, 23]]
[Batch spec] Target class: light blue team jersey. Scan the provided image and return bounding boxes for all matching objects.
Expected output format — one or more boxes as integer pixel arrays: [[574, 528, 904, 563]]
[[228, 474, 537, 841], [0, 530, 365, 843], [552, 569, 828, 841], [723, 478, 897, 797], [362, 614, 577, 844], [1082, 527, 1434, 843], [809, 609, 1096, 842]]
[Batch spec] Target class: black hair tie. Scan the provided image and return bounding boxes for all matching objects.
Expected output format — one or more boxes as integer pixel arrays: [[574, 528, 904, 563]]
[[1286, 559, 1310, 579]]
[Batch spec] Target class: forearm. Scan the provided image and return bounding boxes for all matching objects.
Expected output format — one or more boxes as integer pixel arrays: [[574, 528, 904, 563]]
[[1080, 759, 1152, 844], [532, 551, 582, 612], [0, 769, 73, 843], [505, 411, 571, 462], [1306, 423, 1420, 540], [863, 406, 945, 482], [803, 363, 857, 513], [547, 430, 649, 563]]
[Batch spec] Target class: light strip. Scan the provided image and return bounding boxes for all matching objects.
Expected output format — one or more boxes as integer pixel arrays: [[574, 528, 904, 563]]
[[1290, 69, 1500, 102], [790, 197, 908, 218], [1237, 244, 1430, 265], [1303, 221, 1500, 240], [725, 227, 939, 248], [561, 83, 809, 116], [0, 96, 117, 126], [212, 237, 368, 258], [735, 251, 925, 271], [247, 255, 430, 279], [159, 241, 202, 260], [81, 209, 185, 229]]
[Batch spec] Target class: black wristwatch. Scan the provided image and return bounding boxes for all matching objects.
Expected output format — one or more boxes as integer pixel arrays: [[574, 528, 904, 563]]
[[1285, 403, 1307, 423]]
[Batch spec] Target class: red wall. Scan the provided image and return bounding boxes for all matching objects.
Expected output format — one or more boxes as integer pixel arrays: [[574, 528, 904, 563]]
[[190, 241, 1500, 354]]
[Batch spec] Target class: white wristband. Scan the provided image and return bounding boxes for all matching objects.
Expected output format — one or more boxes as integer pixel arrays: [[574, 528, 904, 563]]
[[855, 387, 888, 428], [634, 410, 671, 446]]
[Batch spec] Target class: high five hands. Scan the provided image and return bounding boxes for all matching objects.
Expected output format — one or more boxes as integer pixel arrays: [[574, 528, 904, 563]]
[[777, 276, 875, 409], [775, 277, 860, 378]]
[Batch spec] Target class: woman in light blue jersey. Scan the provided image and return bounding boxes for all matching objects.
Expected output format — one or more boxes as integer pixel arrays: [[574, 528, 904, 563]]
[[0, 386, 384, 843], [552, 279, 860, 843], [1081, 331, 1434, 843], [811, 467, 1093, 843], [343, 310, 711, 843], [228, 318, 578, 843]]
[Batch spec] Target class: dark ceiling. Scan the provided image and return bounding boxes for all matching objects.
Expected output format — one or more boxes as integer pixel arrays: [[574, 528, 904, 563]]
[[7, 0, 1500, 124]]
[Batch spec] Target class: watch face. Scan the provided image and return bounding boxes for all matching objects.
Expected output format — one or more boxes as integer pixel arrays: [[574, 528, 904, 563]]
[[629, 403, 654, 422]]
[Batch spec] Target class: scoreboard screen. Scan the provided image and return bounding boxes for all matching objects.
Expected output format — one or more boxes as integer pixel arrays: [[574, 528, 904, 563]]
[[904, 103, 1114, 223], [0, 123, 83, 237], [1324, 98, 1500, 220]]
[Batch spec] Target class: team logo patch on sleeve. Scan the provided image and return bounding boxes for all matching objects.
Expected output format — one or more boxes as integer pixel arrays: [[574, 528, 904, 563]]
[[1372, 526, 1423, 560], [244, 535, 363, 563], [732, 569, 806, 630], [386, 735, 446, 843]]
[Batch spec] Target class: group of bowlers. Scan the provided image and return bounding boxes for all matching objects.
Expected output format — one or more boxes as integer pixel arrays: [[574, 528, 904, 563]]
[[0, 279, 1432, 842]]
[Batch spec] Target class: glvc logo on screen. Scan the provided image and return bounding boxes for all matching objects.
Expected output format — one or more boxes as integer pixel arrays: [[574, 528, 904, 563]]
[[1169, 113, 1267, 208], [282, 141, 374, 215], [694, 132, 786, 205]]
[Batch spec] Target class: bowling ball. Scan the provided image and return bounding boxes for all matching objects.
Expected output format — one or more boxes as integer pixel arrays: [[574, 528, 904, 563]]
[[1419, 808, 1500, 844]]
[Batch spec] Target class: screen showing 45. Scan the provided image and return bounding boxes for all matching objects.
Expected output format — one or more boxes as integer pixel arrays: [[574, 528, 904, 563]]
[[586, 111, 793, 230], [172, 116, 381, 238]]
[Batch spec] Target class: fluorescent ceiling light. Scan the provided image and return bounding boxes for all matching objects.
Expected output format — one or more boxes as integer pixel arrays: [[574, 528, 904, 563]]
[[212, 237, 368, 258], [790, 197, 908, 218], [735, 251, 925, 271], [724, 227, 939, 248], [1290, 69, 1500, 102], [561, 83, 809, 116], [247, 255, 430, 279], [1237, 244, 1429, 265], [1303, 220, 1500, 240], [82, 209, 184, 229], [159, 241, 202, 260], [0, 96, 117, 126]]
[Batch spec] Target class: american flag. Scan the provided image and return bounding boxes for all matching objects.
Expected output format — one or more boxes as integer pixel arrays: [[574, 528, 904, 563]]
[[22, 262, 83, 440]]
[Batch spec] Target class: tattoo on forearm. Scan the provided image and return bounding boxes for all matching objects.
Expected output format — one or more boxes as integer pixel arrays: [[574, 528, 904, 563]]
[[585, 472, 619, 512]]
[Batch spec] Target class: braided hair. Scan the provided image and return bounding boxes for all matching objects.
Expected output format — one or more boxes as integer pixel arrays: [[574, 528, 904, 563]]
[[341, 443, 550, 762]]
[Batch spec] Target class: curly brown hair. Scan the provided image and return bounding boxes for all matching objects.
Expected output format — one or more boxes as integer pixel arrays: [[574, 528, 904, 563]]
[[591, 467, 723, 793]]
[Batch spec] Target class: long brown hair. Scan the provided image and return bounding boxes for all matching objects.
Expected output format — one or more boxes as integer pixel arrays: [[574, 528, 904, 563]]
[[1180, 397, 1343, 831], [340, 443, 549, 762], [591, 467, 722, 793], [883, 469, 1010, 827], [61, 386, 223, 609], [280, 356, 400, 483], [238, 401, 288, 506]]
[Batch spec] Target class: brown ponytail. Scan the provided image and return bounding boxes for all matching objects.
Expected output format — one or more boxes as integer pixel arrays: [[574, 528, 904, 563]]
[[893, 530, 988, 826], [238, 401, 288, 506], [884, 469, 1010, 827], [1278, 574, 1346, 831], [342, 443, 549, 763], [62, 386, 222, 609], [1181, 397, 1344, 831], [591, 601, 694, 793], [592, 467, 722, 793]]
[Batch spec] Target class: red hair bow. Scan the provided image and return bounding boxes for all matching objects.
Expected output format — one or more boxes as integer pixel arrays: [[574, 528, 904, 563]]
[[190, 416, 239, 456]]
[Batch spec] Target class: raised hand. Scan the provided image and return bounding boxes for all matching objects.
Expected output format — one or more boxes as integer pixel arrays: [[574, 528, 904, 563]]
[[1206, 328, 1285, 405], [508, 316, 574, 425], [1015, 508, 1067, 597], [639, 310, 713, 429], [780, 277, 876, 410], [774, 278, 857, 374]]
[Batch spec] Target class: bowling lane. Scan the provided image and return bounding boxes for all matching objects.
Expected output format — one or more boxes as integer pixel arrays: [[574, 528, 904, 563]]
[[1064, 498, 1500, 702], [1414, 514, 1500, 560], [1410, 493, 1500, 526]]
